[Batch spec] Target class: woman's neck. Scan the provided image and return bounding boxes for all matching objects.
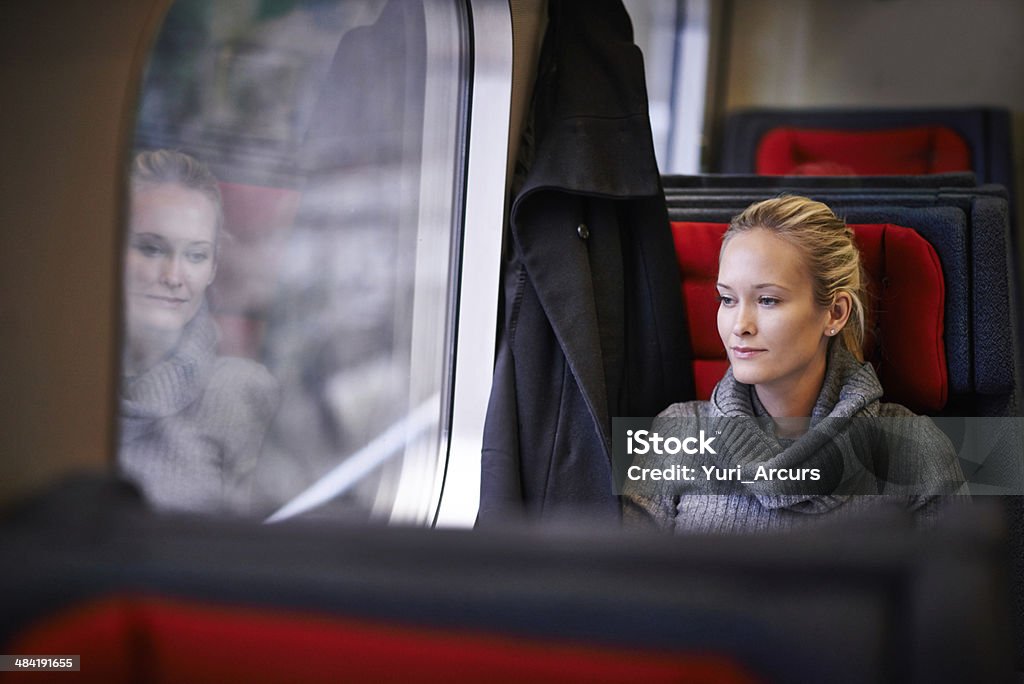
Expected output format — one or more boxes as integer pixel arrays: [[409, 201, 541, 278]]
[[124, 327, 182, 376], [753, 354, 828, 438]]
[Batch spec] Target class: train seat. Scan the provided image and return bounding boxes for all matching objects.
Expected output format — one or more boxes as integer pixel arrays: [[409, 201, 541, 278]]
[[664, 171, 980, 192], [665, 185, 1017, 417], [672, 221, 947, 413], [6, 594, 758, 684], [665, 181, 1024, 669], [755, 126, 970, 176], [716, 109, 1015, 209], [0, 478, 1011, 683]]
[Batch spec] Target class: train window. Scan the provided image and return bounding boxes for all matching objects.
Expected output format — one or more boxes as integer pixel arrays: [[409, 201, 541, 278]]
[[624, 0, 720, 173], [119, 0, 510, 526]]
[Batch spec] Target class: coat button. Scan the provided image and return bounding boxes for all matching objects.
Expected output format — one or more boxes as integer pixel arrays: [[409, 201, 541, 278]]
[[576, 223, 590, 239]]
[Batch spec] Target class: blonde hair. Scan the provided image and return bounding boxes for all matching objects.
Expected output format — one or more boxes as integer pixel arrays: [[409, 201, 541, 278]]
[[131, 149, 225, 251], [722, 195, 868, 361]]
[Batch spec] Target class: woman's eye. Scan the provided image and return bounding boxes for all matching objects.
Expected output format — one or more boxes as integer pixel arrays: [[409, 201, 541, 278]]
[[134, 243, 164, 257], [716, 294, 734, 306], [186, 251, 210, 264], [758, 296, 780, 306]]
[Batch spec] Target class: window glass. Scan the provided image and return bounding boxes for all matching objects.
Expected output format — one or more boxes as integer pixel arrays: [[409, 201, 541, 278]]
[[120, 0, 468, 523], [622, 0, 679, 170], [625, 0, 716, 173]]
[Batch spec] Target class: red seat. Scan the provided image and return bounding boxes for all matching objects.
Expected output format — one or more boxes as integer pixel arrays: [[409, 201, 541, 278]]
[[756, 126, 971, 176], [6, 595, 761, 684], [672, 221, 947, 413]]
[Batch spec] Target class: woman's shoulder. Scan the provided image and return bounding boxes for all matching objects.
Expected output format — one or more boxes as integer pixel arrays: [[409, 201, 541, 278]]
[[869, 402, 966, 492], [872, 401, 949, 446], [211, 356, 277, 388], [874, 401, 917, 418], [657, 400, 712, 418], [206, 356, 281, 414]]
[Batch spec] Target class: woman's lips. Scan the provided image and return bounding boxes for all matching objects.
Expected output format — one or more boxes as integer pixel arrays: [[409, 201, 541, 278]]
[[731, 346, 766, 359], [145, 294, 188, 307]]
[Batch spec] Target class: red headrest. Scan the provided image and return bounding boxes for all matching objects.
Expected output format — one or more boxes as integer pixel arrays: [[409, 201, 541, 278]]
[[212, 183, 301, 358], [756, 126, 971, 176], [672, 222, 947, 413], [10, 596, 760, 683], [218, 182, 302, 241]]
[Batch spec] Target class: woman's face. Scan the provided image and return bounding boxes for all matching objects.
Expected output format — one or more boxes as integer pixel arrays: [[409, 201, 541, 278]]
[[716, 229, 832, 394], [125, 183, 217, 335]]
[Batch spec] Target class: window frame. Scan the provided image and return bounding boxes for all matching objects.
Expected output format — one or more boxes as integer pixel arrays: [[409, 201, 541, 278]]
[[123, 0, 512, 527], [430, 0, 512, 527]]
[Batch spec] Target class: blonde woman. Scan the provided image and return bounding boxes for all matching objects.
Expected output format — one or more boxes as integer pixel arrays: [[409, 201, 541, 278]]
[[623, 196, 965, 531], [119, 150, 279, 515]]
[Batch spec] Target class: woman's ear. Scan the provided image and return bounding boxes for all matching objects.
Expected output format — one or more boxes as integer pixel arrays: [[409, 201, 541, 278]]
[[826, 292, 853, 334]]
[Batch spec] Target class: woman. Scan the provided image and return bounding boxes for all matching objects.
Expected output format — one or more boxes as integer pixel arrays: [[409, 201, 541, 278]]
[[623, 195, 966, 532], [118, 149, 280, 515]]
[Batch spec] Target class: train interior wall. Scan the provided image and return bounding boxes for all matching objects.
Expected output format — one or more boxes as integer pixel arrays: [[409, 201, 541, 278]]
[[0, 0, 169, 509], [721, 0, 1024, 248]]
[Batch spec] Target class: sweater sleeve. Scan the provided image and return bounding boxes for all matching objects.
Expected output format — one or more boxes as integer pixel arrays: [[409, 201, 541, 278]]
[[620, 401, 708, 531], [875, 403, 971, 525], [622, 492, 678, 531]]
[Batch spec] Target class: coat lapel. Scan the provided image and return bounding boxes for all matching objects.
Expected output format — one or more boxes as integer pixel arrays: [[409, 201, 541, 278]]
[[511, 192, 612, 454]]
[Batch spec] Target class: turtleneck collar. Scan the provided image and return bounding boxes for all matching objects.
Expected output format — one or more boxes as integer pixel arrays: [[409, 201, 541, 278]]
[[120, 302, 218, 428], [702, 340, 885, 512], [710, 340, 883, 422]]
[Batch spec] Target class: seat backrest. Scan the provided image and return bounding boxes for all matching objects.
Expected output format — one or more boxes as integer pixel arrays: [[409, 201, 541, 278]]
[[755, 126, 970, 176], [667, 193, 1020, 416], [7, 595, 759, 684], [717, 108, 1014, 193], [672, 221, 947, 413]]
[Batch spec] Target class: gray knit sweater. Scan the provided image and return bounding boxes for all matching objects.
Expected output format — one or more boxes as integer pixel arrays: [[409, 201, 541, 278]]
[[623, 341, 967, 532], [119, 305, 280, 515]]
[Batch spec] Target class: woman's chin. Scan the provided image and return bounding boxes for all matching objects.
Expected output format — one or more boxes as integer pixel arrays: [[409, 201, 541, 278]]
[[730, 366, 765, 387], [128, 311, 188, 338]]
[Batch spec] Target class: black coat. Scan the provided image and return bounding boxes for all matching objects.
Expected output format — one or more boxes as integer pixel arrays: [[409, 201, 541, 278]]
[[479, 0, 694, 523]]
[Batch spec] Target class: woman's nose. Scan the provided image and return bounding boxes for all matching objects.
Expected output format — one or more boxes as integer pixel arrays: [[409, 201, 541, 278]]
[[159, 256, 184, 288], [732, 303, 755, 336]]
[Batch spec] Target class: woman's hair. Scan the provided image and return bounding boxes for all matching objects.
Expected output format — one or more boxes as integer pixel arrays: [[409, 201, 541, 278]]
[[131, 149, 225, 249], [722, 195, 868, 361]]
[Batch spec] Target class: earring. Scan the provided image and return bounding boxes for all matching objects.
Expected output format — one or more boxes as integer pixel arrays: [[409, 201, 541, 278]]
[[829, 329, 836, 336]]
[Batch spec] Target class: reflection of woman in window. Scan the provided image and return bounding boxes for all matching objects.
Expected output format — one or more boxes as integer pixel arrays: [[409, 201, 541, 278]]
[[119, 150, 279, 515], [624, 196, 965, 531]]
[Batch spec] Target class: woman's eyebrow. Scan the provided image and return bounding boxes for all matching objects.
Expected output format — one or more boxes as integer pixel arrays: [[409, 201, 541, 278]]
[[131, 232, 168, 242], [753, 282, 791, 292], [716, 282, 792, 292]]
